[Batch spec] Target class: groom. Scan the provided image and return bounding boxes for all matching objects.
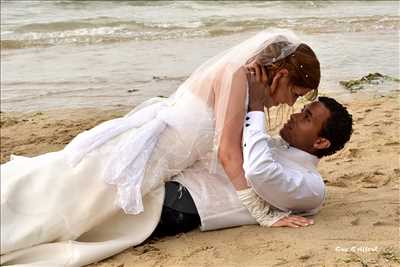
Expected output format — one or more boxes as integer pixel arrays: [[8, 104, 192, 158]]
[[153, 92, 353, 236]]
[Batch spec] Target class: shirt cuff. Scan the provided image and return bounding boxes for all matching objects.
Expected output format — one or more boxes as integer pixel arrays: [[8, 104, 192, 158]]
[[244, 111, 266, 133]]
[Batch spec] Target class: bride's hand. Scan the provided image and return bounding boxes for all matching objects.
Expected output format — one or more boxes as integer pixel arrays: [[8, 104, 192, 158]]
[[245, 62, 269, 111], [271, 215, 314, 228], [245, 61, 268, 85]]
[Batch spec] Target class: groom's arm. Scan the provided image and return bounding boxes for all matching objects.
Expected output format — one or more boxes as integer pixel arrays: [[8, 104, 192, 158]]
[[242, 111, 322, 212], [242, 111, 272, 173]]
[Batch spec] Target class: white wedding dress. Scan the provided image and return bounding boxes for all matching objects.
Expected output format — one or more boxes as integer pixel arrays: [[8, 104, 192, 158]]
[[1, 92, 218, 266]]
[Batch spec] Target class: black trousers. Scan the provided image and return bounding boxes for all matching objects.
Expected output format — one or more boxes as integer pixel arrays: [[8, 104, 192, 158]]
[[152, 181, 201, 237]]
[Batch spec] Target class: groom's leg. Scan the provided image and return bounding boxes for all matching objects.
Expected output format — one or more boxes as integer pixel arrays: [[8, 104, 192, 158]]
[[152, 181, 200, 237]]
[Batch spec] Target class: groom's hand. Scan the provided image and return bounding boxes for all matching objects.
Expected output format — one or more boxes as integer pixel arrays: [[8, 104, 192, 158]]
[[271, 215, 314, 228], [245, 62, 268, 112]]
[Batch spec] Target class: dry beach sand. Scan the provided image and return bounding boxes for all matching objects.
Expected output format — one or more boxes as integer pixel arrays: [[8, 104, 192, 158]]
[[1, 91, 399, 266]]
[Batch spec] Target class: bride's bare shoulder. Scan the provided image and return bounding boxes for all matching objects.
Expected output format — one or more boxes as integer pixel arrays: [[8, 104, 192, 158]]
[[213, 64, 247, 92], [223, 63, 247, 77]]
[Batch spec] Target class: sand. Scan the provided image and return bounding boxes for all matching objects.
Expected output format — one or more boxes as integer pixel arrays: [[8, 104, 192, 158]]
[[1, 91, 399, 267]]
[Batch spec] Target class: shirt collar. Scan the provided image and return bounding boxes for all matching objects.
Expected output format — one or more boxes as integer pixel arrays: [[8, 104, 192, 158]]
[[275, 136, 320, 169]]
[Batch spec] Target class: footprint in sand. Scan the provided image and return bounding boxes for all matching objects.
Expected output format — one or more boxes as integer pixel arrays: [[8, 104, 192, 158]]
[[384, 141, 400, 146], [360, 171, 391, 188], [298, 252, 313, 261], [373, 170, 385, 175], [372, 130, 384, 135], [346, 148, 362, 158], [382, 120, 393, 125], [395, 209, 400, 218], [0, 117, 19, 127], [370, 102, 382, 108], [350, 217, 360, 226], [326, 180, 348, 188], [362, 121, 381, 127], [384, 113, 392, 118], [333, 173, 356, 180], [354, 209, 379, 216], [372, 221, 392, 226], [130, 244, 161, 256]]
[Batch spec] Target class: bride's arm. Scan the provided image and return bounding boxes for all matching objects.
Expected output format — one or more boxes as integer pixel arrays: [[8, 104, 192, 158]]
[[214, 65, 314, 228], [214, 65, 249, 190]]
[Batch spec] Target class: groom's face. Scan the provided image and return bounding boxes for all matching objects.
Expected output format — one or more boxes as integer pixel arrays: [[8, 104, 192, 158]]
[[279, 101, 331, 154]]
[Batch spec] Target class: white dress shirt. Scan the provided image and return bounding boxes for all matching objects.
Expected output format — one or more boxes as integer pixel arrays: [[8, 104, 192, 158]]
[[174, 112, 325, 231], [171, 89, 323, 230], [242, 111, 325, 215]]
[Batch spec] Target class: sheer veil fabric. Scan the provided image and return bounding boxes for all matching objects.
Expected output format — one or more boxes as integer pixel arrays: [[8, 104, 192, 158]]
[[1, 29, 304, 265], [64, 29, 301, 215]]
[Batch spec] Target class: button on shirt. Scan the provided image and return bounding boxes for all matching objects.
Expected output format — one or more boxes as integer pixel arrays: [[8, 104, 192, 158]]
[[242, 111, 326, 215]]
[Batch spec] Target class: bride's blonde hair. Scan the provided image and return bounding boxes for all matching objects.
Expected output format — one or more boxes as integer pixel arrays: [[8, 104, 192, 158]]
[[254, 39, 320, 101]]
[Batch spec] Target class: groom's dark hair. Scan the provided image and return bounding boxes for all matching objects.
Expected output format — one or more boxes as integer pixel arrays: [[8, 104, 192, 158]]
[[315, 96, 353, 158]]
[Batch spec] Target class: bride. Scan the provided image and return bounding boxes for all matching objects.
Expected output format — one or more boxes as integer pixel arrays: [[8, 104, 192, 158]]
[[1, 30, 320, 266]]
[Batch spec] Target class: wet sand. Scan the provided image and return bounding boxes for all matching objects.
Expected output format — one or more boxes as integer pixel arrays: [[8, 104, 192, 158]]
[[1, 91, 399, 266]]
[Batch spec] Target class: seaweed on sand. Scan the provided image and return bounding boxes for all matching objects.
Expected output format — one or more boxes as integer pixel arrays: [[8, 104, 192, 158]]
[[339, 73, 400, 92]]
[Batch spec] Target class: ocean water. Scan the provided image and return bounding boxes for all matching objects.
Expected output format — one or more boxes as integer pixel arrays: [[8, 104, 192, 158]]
[[1, 0, 399, 112]]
